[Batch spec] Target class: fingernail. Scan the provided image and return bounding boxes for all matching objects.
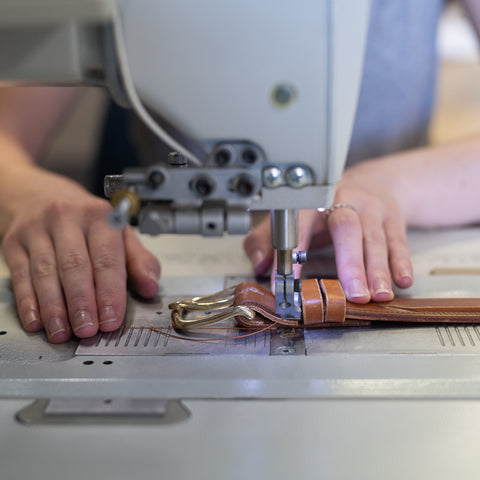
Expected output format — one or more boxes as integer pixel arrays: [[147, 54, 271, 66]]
[[48, 317, 67, 337], [24, 310, 40, 328], [149, 272, 159, 284], [251, 250, 264, 269], [399, 270, 413, 282], [73, 310, 95, 334], [148, 272, 160, 295], [372, 280, 393, 299], [346, 279, 369, 299], [99, 306, 118, 327]]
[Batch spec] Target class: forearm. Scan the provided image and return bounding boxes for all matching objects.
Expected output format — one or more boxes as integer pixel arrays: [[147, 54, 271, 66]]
[[0, 130, 84, 236], [0, 87, 86, 235], [343, 136, 480, 228], [0, 130, 33, 234], [0, 86, 82, 157]]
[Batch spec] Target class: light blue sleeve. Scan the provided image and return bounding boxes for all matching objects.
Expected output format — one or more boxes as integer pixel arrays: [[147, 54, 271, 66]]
[[347, 0, 446, 166]]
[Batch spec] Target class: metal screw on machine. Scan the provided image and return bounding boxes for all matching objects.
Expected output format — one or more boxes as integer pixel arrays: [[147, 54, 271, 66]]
[[146, 165, 168, 189], [230, 173, 259, 197], [271, 83, 296, 107], [275, 345, 296, 355], [292, 252, 306, 293], [190, 175, 215, 197], [103, 174, 125, 199], [263, 166, 283, 188], [293, 251, 307, 265], [168, 152, 187, 167], [213, 147, 234, 167], [241, 147, 258, 165], [285, 166, 312, 188], [147, 170, 165, 188]]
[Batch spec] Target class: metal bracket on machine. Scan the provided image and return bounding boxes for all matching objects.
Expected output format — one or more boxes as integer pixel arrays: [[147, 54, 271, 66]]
[[15, 398, 190, 426]]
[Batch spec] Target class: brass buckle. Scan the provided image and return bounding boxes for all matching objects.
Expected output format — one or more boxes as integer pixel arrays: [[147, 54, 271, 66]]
[[169, 285, 255, 329]]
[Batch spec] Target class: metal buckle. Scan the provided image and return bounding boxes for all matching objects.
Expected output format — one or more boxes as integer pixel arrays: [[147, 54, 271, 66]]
[[169, 285, 255, 329]]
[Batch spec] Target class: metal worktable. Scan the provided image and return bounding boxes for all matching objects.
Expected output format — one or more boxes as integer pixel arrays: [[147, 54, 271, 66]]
[[2, 228, 480, 479]]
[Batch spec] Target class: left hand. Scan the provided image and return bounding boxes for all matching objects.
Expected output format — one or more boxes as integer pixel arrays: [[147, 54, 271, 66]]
[[244, 161, 414, 303]]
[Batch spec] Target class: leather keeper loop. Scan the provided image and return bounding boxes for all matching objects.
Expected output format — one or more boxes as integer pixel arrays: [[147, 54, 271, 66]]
[[320, 279, 346, 323], [301, 279, 324, 327]]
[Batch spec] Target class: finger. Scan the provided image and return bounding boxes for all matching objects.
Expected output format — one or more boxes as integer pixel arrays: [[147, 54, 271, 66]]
[[124, 227, 160, 298], [88, 220, 127, 332], [243, 214, 273, 275], [327, 208, 370, 303], [26, 234, 71, 343], [51, 221, 98, 339], [361, 211, 394, 301], [384, 215, 413, 289], [308, 229, 333, 250], [295, 209, 319, 278], [2, 238, 42, 333]]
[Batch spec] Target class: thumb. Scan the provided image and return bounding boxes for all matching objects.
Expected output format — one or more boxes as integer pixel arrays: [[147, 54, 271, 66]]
[[243, 214, 274, 275], [292, 209, 319, 279], [124, 226, 161, 298]]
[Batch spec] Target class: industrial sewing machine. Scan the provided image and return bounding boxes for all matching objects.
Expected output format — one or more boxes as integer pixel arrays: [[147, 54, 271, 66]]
[[0, 0, 369, 319]]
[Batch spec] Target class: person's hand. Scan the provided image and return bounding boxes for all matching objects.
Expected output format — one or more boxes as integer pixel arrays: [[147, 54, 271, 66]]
[[2, 168, 160, 343], [244, 160, 414, 303]]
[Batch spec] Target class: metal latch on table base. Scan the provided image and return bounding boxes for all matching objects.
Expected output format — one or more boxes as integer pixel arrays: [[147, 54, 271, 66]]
[[15, 398, 190, 425]]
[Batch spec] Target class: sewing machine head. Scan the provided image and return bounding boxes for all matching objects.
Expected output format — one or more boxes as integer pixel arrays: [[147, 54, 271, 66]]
[[0, 0, 370, 317]]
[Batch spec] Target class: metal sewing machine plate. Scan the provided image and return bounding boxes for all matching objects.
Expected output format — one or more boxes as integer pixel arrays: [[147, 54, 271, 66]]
[[76, 273, 480, 358], [76, 293, 272, 356]]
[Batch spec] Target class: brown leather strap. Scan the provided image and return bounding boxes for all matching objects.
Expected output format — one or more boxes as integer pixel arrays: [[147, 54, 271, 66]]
[[234, 279, 480, 329], [346, 297, 480, 323], [234, 282, 300, 328]]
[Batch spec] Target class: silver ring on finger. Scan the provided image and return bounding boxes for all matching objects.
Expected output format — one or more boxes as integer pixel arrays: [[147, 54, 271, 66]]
[[324, 203, 357, 221]]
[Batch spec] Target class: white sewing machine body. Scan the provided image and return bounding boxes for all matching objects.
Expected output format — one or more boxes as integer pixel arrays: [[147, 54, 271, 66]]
[[0, 0, 368, 209]]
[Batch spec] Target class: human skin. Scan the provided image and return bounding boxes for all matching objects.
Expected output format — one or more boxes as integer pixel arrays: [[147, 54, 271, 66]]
[[0, 87, 160, 343], [244, 136, 480, 303]]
